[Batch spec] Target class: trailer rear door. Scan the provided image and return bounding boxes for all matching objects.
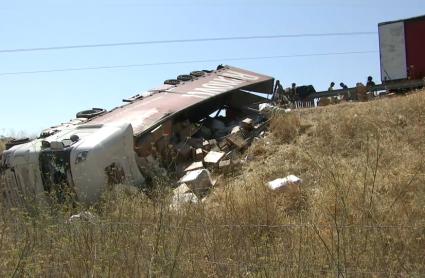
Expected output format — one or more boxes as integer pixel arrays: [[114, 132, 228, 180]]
[[405, 18, 425, 80], [379, 21, 408, 82]]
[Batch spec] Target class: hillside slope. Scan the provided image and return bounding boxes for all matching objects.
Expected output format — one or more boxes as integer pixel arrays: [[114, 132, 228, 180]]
[[1, 91, 424, 277]]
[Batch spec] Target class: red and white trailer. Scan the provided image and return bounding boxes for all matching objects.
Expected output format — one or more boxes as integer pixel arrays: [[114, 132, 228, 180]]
[[379, 15, 425, 83]]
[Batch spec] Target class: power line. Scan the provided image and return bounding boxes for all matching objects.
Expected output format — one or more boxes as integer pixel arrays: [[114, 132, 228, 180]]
[[0, 32, 376, 54], [0, 50, 377, 76]]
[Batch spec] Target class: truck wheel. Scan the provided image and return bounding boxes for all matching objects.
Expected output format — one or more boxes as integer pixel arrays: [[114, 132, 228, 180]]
[[76, 108, 106, 119], [164, 79, 180, 85], [190, 71, 205, 77], [177, 74, 193, 81]]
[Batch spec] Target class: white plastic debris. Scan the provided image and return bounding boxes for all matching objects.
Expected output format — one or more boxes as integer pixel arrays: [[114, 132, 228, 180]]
[[231, 126, 241, 134], [267, 175, 303, 191], [259, 103, 274, 112], [67, 211, 97, 224], [179, 168, 214, 193], [284, 108, 292, 113], [170, 192, 199, 210], [173, 183, 191, 195]]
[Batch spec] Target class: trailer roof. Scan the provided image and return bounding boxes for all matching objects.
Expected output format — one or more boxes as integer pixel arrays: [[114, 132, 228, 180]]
[[379, 14, 425, 26], [87, 65, 274, 136]]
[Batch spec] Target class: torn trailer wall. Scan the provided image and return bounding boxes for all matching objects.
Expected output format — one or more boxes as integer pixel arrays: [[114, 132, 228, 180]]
[[0, 65, 274, 206]]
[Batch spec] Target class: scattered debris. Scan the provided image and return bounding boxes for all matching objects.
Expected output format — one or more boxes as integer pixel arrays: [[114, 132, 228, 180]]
[[259, 103, 274, 112], [203, 151, 225, 166], [218, 159, 232, 173], [67, 211, 97, 224], [241, 118, 254, 130], [267, 175, 303, 192], [231, 126, 241, 134], [184, 161, 204, 172], [194, 148, 204, 160], [179, 169, 215, 194], [226, 132, 247, 150], [170, 190, 199, 210], [173, 183, 191, 195]]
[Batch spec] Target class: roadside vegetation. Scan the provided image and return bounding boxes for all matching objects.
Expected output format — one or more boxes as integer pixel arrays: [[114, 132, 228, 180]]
[[1, 91, 425, 277]]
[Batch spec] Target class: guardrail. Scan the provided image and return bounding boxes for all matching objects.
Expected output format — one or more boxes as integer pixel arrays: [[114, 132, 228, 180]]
[[307, 78, 425, 100]]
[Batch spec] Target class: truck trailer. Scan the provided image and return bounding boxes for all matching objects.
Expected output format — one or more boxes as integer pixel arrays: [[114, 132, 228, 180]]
[[0, 65, 274, 206], [379, 14, 425, 83]]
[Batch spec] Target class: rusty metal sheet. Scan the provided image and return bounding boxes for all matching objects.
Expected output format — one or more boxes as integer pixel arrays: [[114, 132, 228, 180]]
[[88, 66, 274, 136]]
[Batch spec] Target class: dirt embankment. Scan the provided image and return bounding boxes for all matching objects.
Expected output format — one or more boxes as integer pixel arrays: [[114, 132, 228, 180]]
[[1, 91, 424, 277]]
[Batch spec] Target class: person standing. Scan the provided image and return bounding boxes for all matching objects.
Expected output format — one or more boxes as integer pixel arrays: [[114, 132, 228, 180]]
[[366, 76, 377, 96], [273, 80, 288, 105], [340, 82, 351, 100], [327, 82, 336, 103], [290, 83, 297, 101], [366, 76, 376, 87], [328, 82, 335, 92], [272, 80, 281, 103]]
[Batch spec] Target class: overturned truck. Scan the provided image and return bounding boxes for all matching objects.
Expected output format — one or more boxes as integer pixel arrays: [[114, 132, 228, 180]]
[[0, 66, 274, 206]]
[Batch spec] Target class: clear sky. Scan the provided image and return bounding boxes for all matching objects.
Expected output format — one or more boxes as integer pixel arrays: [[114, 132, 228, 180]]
[[1, 0, 424, 136]]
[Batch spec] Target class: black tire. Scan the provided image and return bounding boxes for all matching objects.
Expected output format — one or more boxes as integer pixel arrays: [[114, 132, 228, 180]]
[[76, 108, 106, 119], [190, 71, 205, 77], [177, 74, 193, 81], [5, 138, 31, 150], [164, 79, 180, 85]]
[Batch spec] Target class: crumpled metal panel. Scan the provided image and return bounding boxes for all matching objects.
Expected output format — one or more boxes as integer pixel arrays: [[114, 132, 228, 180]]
[[88, 66, 274, 136]]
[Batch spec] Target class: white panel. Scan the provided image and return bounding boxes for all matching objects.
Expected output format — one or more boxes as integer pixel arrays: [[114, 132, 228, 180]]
[[379, 22, 407, 81]]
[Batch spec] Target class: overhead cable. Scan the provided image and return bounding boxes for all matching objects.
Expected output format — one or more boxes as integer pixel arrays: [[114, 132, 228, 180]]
[[0, 50, 377, 76], [0, 32, 376, 54]]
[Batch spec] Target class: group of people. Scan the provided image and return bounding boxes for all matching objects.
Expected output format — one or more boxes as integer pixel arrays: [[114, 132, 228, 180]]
[[327, 76, 376, 92], [272, 81, 298, 105], [272, 76, 378, 106], [327, 82, 348, 92]]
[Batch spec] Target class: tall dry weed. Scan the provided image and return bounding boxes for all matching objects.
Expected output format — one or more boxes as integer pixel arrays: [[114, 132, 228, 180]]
[[270, 113, 301, 143]]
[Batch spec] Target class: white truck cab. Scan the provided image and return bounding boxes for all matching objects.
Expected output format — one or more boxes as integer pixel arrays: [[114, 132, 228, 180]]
[[1, 123, 144, 205]]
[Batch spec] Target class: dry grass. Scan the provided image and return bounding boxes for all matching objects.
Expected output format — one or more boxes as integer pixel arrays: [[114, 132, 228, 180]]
[[1, 91, 425, 276], [0, 140, 4, 153]]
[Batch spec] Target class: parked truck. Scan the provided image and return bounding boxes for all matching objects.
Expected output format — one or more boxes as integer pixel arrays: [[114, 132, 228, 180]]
[[305, 15, 425, 102]]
